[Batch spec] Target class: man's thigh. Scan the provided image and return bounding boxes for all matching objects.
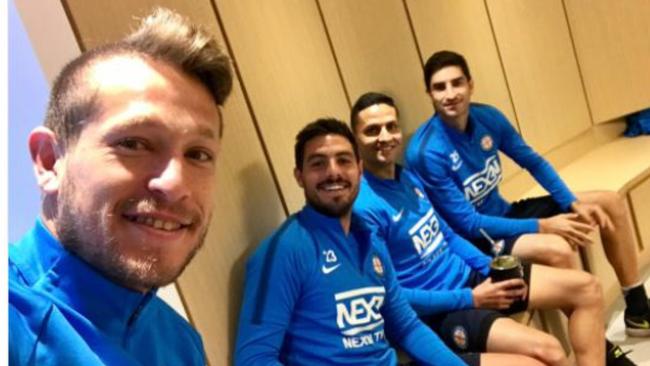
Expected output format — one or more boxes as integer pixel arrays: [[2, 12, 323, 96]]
[[527, 263, 597, 309], [426, 309, 503, 354]]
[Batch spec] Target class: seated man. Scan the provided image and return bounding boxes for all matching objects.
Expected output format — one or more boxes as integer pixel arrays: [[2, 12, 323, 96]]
[[9, 8, 233, 365], [235, 119, 467, 365], [404, 50, 649, 337], [351, 92, 635, 366]]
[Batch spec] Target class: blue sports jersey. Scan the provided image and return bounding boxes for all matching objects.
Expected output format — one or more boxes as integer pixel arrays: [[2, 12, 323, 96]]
[[354, 167, 491, 315], [405, 103, 576, 239], [235, 204, 466, 365], [9, 219, 205, 366]]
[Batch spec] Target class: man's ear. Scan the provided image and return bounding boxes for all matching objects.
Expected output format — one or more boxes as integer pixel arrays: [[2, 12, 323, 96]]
[[29, 127, 63, 195], [293, 167, 305, 188]]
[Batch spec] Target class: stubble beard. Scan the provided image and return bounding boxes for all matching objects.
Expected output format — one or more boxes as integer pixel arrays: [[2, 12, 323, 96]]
[[55, 179, 207, 292]]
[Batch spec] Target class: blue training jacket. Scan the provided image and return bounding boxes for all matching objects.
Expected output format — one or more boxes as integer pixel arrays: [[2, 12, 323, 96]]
[[9, 219, 205, 366], [354, 167, 491, 315], [405, 103, 576, 239], [235, 204, 467, 365]]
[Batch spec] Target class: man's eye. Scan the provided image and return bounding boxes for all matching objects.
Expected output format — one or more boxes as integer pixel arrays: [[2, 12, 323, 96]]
[[186, 149, 213, 162], [364, 126, 380, 136], [386, 123, 399, 132], [432, 84, 445, 91], [116, 138, 148, 151]]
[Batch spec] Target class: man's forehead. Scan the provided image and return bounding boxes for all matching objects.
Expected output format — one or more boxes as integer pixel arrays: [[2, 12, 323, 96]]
[[431, 65, 465, 83], [305, 134, 354, 155], [85, 55, 165, 91], [360, 103, 397, 121]]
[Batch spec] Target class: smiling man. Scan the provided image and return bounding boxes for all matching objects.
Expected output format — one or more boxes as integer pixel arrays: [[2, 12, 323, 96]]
[[351, 92, 637, 366], [235, 119, 467, 365], [9, 8, 232, 365], [405, 50, 650, 339]]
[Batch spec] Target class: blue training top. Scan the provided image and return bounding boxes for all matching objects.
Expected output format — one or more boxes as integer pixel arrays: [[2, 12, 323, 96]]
[[235, 204, 466, 365], [9, 219, 205, 366], [354, 167, 491, 315], [405, 103, 576, 239]]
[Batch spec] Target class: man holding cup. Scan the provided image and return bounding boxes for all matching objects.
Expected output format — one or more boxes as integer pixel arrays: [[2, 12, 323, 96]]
[[350, 92, 634, 366]]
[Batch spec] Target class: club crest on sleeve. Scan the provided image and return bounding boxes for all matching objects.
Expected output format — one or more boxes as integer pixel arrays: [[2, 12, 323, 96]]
[[452, 326, 468, 350], [480, 134, 494, 151], [372, 255, 384, 277]]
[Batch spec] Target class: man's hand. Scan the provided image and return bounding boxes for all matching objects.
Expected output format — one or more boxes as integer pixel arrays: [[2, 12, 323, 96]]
[[472, 277, 527, 309], [538, 213, 594, 247], [570, 201, 613, 231]]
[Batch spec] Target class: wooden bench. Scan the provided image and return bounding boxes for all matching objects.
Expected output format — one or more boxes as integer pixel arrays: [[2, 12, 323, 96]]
[[502, 126, 650, 356]]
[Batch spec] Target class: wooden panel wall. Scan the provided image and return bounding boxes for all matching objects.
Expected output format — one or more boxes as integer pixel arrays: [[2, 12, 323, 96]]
[[62, 2, 286, 365], [318, 0, 430, 136], [406, 0, 523, 179], [406, 0, 517, 125], [564, 0, 650, 123], [216, 0, 350, 213], [486, 0, 592, 154]]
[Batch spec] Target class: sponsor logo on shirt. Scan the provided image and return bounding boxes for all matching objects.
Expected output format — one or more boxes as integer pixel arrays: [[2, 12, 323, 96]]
[[408, 208, 444, 260], [335, 286, 386, 349], [450, 150, 463, 171], [462, 155, 502, 205]]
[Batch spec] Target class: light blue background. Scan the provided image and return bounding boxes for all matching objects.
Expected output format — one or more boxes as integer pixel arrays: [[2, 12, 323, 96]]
[[9, 0, 49, 243]]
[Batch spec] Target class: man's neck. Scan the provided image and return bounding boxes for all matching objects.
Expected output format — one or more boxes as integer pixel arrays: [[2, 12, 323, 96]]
[[365, 162, 396, 180], [440, 113, 469, 133], [339, 211, 352, 235]]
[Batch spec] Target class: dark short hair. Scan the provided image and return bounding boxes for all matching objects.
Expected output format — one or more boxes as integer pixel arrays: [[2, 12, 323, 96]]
[[423, 50, 471, 91], [294, 118, 359, 169], [349, 92, 399, 132], [45, 7, 233, 150]]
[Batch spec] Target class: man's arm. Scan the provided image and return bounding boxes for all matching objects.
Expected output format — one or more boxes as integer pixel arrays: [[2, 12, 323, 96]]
[[495, 110, 576, 210], [438, 209, 491, 275], [378, 249, 468, 366], [234, 227, 304, 366], [411, 149, 537, 239]]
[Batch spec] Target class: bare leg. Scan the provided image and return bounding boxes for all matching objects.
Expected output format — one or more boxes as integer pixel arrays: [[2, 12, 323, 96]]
[[575, 191, 640, 287], [528, 264, 605, 366], [480, 351, 547, 366], [512, 234, 580, 269], [486, 317, 568, 366]]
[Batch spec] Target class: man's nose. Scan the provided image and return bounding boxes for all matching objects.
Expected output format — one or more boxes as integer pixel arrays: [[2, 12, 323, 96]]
[[147, 158, 190, 203], [378, 126, 391, 141]]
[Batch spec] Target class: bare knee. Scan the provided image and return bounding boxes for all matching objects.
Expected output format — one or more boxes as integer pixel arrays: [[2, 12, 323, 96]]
[[546, 237, 575, 269], [574, 273, 603, 307], [597, 191, 626, 220], [531, 334, 566, 365]]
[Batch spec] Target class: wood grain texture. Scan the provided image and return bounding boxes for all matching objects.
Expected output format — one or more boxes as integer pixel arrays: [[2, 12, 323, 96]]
[[406, 0, 520, 179], [318, 0, 431, 136], [486, 0, 591, 154], [216, 0, 350, 213], [564, 0, 650, 123], [63, 1, 286, 364]]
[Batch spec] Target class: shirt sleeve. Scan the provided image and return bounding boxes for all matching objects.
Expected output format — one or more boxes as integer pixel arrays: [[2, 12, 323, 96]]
[[377, 248, 468, 366], [439, 212, 491, 276], [495, 113, 576, 210], [412, 148, 538, 238], [234, 226, 306, 366]]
